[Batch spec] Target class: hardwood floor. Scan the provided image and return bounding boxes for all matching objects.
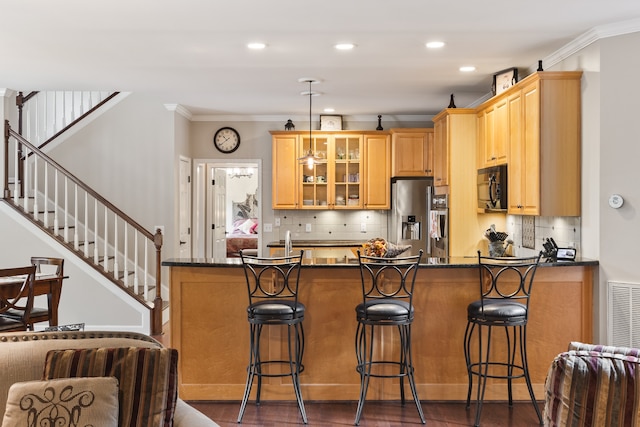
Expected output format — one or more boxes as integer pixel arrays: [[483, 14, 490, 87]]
[[156, 326, 544, 426], [186, 400, 545, 427]]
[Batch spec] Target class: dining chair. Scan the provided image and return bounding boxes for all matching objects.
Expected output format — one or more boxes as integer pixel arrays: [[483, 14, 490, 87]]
[[0, 265, 36, 332], [4, 257, 64, 330], [28, 257, 64, 329]]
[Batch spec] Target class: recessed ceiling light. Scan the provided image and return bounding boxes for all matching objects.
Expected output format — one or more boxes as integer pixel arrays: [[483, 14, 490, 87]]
[[324, 108, 335, 113], [460, 66, 476, 72], [426, 41, 445, 49], [335, 43, 355, 50], [247, 42, 266, 50]]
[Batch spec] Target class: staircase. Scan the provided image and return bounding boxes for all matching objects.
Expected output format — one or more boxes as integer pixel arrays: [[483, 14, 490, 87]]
[[2, 91, 163, 335]]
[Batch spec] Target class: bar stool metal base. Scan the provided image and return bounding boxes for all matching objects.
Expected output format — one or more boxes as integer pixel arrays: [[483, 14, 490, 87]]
[[237, 322, 307, 424], [354, 322, 425, 426], [463, 321, 542, 427]]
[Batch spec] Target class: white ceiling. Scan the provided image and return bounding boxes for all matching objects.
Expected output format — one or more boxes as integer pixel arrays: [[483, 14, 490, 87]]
[[2, 1, 640, 119]]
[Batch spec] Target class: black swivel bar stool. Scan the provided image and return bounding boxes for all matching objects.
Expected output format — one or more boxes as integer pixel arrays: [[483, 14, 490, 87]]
[[354, 249, 425, 426], [463, 251, 543, 427], [237, 250, 307, 424]]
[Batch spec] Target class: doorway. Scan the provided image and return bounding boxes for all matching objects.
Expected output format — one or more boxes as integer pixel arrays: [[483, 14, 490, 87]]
[[193, 160, 261, 259]]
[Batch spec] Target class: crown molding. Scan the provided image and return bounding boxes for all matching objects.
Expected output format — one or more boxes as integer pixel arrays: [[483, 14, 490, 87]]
[[191, 114, 433, 123], [533, 17, 640, 72], [164, 103, 193, 120]]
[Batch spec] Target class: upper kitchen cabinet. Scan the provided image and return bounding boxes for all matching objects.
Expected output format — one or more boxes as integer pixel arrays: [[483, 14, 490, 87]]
[[326, 134, 363, 209], [477, 96, 509, 169], [433, 111, 475, 188], [506, 71, 582, 216], [432, 108, 482, 256], [363, 132, 391, 209], [271, 131, 364, 209], [390, 128, 433, 177], [271, 131, 298, 209]]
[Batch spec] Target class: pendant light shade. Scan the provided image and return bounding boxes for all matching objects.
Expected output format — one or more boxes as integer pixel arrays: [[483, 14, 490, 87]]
[[297, 78, 323, 169]]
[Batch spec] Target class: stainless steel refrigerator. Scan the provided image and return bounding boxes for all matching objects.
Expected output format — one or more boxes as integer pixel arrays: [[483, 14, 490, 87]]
[[388, 177, 448, 258]]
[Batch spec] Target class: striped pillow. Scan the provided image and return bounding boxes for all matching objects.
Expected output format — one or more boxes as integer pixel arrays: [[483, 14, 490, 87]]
[[544, 349, 640, 426], [42, 347, 178, 427]]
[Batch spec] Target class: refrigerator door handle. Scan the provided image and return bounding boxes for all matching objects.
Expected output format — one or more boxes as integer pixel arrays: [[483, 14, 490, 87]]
[[426, 186, 432, 255]]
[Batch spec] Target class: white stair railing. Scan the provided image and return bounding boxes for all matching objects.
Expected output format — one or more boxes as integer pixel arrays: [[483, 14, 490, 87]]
[[3, 120, 164, 335], [17, 91, 118, 149]]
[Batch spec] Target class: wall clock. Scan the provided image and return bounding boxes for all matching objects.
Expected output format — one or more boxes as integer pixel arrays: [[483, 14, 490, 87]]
[[213, 127, 241, 153]]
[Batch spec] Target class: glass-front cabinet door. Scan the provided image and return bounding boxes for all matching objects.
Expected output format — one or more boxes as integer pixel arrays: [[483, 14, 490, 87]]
[[299, 133, 362, 209], [332, 135, 362, 209], [300, 134, 329, 208]]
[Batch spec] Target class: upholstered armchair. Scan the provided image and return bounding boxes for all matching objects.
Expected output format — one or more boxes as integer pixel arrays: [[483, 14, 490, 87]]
[[544, 341, 640, 426]]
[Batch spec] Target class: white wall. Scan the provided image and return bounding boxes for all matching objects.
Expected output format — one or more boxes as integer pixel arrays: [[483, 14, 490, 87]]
[[597, 32, 640, 342], [50, 93, 176, 257]]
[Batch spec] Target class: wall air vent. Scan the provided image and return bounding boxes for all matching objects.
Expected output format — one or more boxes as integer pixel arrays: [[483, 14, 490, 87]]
[[608, 281, 640, 348]]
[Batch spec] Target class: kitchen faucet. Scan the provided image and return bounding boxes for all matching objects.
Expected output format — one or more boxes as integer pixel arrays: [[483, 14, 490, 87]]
[[285, 230, 292, 257]]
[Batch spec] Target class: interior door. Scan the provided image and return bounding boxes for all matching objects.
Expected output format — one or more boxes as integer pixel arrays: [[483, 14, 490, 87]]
[[178, 157, 192, 258], [211, 168, 228, 258]]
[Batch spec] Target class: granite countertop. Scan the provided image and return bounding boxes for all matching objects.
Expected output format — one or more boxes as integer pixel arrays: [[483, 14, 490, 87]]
[[163, 256, 598, 269]]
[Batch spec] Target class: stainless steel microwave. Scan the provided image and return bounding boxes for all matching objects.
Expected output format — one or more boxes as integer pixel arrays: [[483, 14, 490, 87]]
[[477, 165, 507, 212]]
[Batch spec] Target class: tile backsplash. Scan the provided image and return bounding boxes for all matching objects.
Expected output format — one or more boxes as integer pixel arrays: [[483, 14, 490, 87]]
[[273, 210, 388, 242], [505, 215, 581, 257], [270, 210, 581, 259]]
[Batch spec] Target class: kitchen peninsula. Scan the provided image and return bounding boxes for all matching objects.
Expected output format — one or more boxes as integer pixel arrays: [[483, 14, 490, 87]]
[[163, 256, 596, 402]]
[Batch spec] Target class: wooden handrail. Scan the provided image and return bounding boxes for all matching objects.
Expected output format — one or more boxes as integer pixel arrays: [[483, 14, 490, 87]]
[[6, 121, 154, 241]]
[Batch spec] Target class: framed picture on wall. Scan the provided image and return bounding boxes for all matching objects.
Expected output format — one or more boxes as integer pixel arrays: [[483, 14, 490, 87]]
[[492, 67, 518, 95], [320, 115, 343, 131]]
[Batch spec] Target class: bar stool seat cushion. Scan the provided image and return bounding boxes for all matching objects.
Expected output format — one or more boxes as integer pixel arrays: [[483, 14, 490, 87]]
[[467, 299, 527, 322], [356, 299, 413, 322], [248, 300, 305, 322]]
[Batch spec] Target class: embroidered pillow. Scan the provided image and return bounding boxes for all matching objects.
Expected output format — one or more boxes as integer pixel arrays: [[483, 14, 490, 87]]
[[42, 347, 178, 427], [2, 377, 119, 427]]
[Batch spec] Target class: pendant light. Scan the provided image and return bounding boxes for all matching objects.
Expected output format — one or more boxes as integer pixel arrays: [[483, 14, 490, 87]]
[[297, 78, 323, 169]]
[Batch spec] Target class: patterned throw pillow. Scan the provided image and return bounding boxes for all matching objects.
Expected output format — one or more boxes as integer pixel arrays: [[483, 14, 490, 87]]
[[42, 347, 178, 427], [2, 377, 119, 427]]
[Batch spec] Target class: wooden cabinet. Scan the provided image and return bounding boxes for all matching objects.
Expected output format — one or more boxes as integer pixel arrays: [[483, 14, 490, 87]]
[[507, 71, 582, 216], [363, 133, 391, 209], [433, 109, 489, 257], [390, 128, 433, 177], [324, 134, 363, 209], [271, 131, 365, 210], [271, 132, 298, 209], [433, 116, 449, 187], [477, 97, 509, 169]]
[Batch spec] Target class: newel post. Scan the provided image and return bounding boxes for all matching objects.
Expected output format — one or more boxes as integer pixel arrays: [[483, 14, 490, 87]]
[[152, 227, 164, 335]]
